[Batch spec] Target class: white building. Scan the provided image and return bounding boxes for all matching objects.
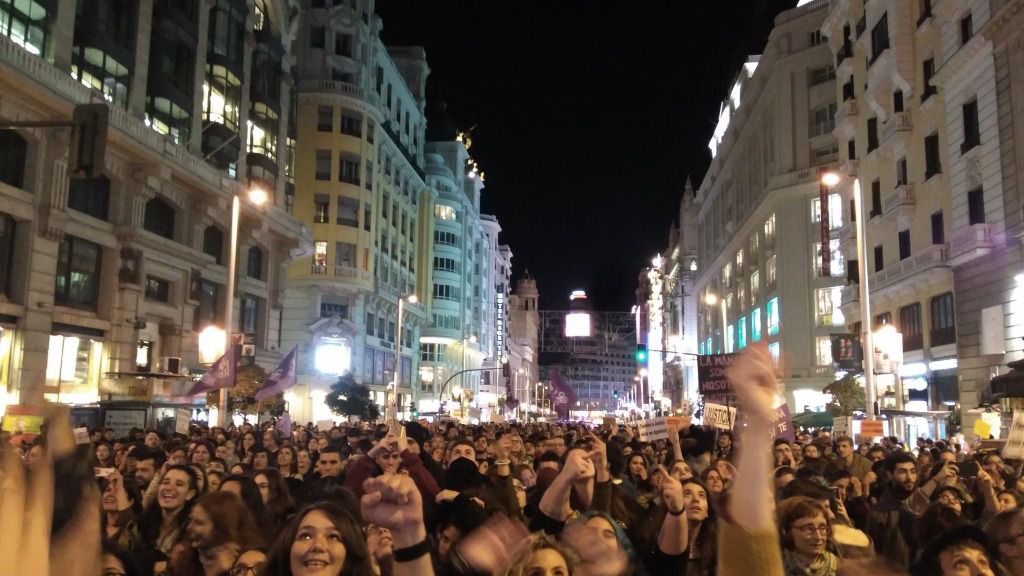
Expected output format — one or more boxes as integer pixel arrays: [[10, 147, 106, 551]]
[[694, 0, 841, 412]]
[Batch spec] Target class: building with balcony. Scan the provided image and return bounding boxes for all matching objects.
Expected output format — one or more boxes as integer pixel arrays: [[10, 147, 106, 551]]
[[0, 0, 309, 430], [280, 0, 431, 423], [823, 0, 959, 420], [693, 0, 841, 412], [927, 0, 1024, 410]]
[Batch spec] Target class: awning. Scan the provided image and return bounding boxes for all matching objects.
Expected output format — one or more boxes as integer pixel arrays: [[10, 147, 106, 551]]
[[791, 410, 835, 428]]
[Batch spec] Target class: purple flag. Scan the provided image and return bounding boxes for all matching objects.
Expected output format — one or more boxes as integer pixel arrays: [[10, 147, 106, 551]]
[[255, 346, 298, 400], [188, 346, 237, 395], [276, 412, 293, 437], [547, 368, 577, 420]]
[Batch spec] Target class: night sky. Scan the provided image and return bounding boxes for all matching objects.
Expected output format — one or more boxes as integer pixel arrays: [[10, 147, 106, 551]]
[[376, 0, 798, 310]]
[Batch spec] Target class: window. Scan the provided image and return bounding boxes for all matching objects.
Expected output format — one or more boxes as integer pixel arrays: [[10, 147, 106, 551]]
[[962, 99, 980, 152], [738, 317, 748, 350], [922, 58, 936, 100], [337, 196, 359, 227], [812, 192, 843, 229], [725, 324, 734, 353], [335, 241, 356, 268], [364, 161, 373, 190], [145, 275, 169, 302], [71, 43, 131, 109], [434, 230, 458, 247], [898, 229, 911, 260], [816, 336, 833, 366], [67, 177, 110, 221], [0, 213, 14, 297], [900, 303, 923, 351], [202, 65, 241, 130], [874, 244, 884, 272], [238, 294, 257, 333], [960, 13, 973, 45], [767, 297, 779, 336], [339, 155, 360, 185], [55, 236, 102, 310], [816, 287, 845, 327], [432, 283, 459, 301], [1, 0, 49, 55], [311, 25, 325, 48], [867, 117, 879, 152], [340, 112, 362, 137], [45, 333, 103, 401], [334, 33, 352, 57], [811, 103, 837, 137], [897, 157, 908, 186], [366, 120, 375, 144], [764, 214, 775, 245], [932, 211, 945, 244], [722, 263, 733, 288], [363, 203, 372, 232], [313, 241, 327, 271], [847, 139, 856, 160], [767, 255, 777, 287], [813, 239, 844, 277], [315, 150, 331, 180], [870, 13, 889, 62], [768, 342, 780, 361], [0, 130, 27, 189], [320, 297, 349, 319], [203, 226, 224, 264], [317, 105, 332, 131], [434, 204, 458, 221], [874, 312, 892, 327], [810, 65, 835, 86], [893, 90, 904, 113], [195, 279, 220, 325], [751, 308, 762, 342], [246, 246, 263, 279], [930, 292, 956, 345], [925, 133, 942, 178], [809, 30, 824, 46], [968, 188, 985, 225], [750, 270, 760, 303], [918, 0, 932, 23], [314, 194, 329, 223], [871, 180, 882, 217], [433, 257, 458, 273], [144, 197, 175, 240]]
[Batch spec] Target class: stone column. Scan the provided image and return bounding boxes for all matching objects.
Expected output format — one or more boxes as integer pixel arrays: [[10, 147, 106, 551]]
[[189, 0, 216, 154], [50, 0, 78, 72], [128, 0, 155, 118]]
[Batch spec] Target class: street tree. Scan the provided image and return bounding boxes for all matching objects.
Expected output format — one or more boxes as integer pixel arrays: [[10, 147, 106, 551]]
[[325, 372, 380, 422]]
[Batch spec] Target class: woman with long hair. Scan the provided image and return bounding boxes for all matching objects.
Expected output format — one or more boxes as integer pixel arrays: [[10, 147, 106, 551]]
[[220, 474, 273, 538], [170, 490, 265, 576], [137, 464, 201, 556], [263, 501, 375, 576], [623, 453, 651, 496], [254, 468, 296, 535], [296, 449, 316, 482], [236, 432, 258, 464], [680, 479, 717, 576], [277, 445, 299, 476], [101, 469, 144, 549], [96, 441, 115, 468]]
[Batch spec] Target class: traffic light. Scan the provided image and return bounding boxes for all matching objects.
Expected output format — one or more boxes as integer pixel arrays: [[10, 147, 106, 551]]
[[70, 104, 108, 178], [613, 390, 620, 400], [410, 402, 419, 418], [635, 344, 648, 363]]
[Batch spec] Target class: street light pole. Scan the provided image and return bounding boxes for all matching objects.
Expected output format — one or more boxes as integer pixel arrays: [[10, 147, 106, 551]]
[[391, 294, 417, 423], [851, 177, 877, 419]]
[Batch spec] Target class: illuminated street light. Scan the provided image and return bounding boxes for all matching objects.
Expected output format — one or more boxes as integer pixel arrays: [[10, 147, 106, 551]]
[[390, 293, 418, 421]]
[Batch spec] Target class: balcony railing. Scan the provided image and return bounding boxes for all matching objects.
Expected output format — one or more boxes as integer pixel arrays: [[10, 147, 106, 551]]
[[948, 223, 995, 266], [311, 264, 327, 275], [872, 244, 948, 291], [880, 112, 912, 145], [883, 184, 915, 216], [298, 79, 364, 98], [334, 265, 371, 282], [836, 100, 858, 125]]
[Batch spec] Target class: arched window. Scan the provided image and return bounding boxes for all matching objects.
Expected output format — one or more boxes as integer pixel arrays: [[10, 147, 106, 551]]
[[203, 225, 224, 264], [246, 245, 263, 279], [143, 197, 175, 239], [0, 130, 28, 189]]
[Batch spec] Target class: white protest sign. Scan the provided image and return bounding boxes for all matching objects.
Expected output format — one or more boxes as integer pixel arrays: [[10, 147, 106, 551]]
[[1003, 412, 1024, 459], [833, 417, 851, 437], [175, 408, 192, 435], [703, 402, 737, 430], [316, 419, 335, 432], [637, 417, 669, 441]]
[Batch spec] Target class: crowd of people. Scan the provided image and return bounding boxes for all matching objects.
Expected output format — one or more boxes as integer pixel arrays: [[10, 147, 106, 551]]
[[4, 343, 1024, 576]]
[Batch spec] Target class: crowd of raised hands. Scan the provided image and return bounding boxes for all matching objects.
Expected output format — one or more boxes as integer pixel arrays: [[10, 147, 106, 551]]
[[3, 343, 1024, 576]]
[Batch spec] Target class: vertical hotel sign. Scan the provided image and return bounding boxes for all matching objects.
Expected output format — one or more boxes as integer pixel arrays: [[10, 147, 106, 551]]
[[819, 170, 830, 277]]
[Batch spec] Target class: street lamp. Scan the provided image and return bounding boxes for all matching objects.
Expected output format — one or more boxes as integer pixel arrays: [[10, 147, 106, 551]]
[[704, 293, 729, 354], [390, 294, 418, 423], [461, 334, 476, 399], [216, 184, 268, 428], [821, 171, 877, 420]]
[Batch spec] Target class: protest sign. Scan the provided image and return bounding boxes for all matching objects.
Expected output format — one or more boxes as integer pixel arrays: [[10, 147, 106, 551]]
[[698, 353, 738, 395], [772, 403, 795, 442], [704, 403, 736, 430], [175, 408, 192, 435], [1003, 412, 1024, 459], [637, 417, 669, 441]]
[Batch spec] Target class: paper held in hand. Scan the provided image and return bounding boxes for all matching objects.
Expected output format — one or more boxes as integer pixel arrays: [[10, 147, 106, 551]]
[[703, 403, 737, 430], [636, 416, 690, 441], [1003, 412, 1024, 460]]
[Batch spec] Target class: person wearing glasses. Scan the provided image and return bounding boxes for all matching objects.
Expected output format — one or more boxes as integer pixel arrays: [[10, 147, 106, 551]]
[[777, 496, 839, 575], [228, 548, 268, 576]]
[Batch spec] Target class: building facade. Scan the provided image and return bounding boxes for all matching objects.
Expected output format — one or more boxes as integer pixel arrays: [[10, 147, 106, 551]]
[[693, 0, 841, 412], [279, 0, 432, 423], [507, 274, 540, 413], [0, 0, 309, 430]]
